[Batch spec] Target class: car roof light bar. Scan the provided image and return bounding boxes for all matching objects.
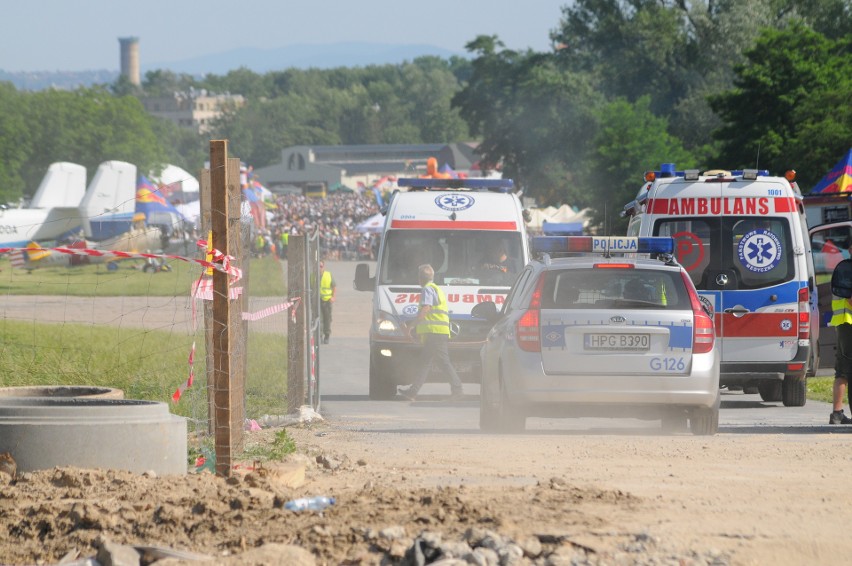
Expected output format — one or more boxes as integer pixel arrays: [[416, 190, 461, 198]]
[[733, 169, 769, 179], [531, 236, 675, 255], [644, 165, 771, 182], [398, 178, 515, 192]]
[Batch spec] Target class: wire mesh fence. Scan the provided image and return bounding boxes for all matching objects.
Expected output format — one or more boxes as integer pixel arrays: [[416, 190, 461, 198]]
[[0, 144, 321, 476]]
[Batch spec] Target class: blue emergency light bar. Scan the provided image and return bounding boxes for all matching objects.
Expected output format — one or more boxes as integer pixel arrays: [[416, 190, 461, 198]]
[[398, 178, 515, 192], [532, 236, 675, 255], [646, 163, 771, 181]]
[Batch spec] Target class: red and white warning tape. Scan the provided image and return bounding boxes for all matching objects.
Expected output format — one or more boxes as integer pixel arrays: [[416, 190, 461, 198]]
[[241, 297, 300, 321], [172, 342, 196, 403], [0, 241, 242, 281]]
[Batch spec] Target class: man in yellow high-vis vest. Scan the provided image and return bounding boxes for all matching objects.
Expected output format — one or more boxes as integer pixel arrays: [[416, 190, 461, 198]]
[[829, 282, 852, 424], [319, 261, 336, 344], [397, 264, 464, 402]]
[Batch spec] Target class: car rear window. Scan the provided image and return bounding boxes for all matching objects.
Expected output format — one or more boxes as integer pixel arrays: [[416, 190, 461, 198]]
[[540, 267, 690, 310]]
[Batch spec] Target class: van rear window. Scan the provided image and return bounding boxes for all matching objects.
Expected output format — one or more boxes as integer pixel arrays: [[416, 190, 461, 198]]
[[654, 217, 794, 290]]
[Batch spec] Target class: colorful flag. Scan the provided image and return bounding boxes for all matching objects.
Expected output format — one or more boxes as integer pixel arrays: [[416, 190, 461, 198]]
[[810, 149, 852, 194], [136, 175, 187, 221]]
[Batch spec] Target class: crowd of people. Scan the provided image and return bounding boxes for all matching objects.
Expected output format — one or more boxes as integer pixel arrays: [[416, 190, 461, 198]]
[[254, 192, 381, 260]]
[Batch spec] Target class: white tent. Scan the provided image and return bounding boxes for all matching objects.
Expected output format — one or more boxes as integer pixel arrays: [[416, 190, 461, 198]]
[[152, 164, 200, 198], [175, 201, 200, 229], [525, 205, 593, 232], [356, 213, 385, 234]]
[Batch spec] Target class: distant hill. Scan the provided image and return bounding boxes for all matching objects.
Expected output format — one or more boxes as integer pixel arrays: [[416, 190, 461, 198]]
[[150, 41, 465, 75], [1, 41, 465, 91]]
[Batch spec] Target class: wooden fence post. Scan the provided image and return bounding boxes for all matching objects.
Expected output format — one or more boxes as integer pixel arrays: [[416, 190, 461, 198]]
[[287, 235, 306, 413]]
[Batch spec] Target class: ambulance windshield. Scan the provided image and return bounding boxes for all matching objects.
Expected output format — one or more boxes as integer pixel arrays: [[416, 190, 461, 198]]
[[379, 230, 523, 286]]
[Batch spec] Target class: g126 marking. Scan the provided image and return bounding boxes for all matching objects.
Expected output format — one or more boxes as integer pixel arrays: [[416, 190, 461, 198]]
[[650, 357, 686, 372]]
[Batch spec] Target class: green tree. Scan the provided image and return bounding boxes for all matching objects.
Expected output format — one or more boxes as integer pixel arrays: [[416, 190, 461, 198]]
[[709, 23, 852, 187], [453, 36, 603, 206], [202, 67, 273, 100], [584, 96, 695, 233], [550, 0, 852, 151], [141, 70, 199, 97], [20, 87, 168, 193], [0, 82, 31, 203]]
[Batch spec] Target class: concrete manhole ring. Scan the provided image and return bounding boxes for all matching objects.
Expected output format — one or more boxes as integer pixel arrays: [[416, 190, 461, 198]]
[[0, 385, 125, 399], [0, 397, 186, 475]]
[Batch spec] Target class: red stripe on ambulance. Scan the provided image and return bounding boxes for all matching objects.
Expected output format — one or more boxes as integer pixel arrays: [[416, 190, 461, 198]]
[[646, 197, 798, 216], [391, 220, 518, 230], [713, 312, 798, 337]]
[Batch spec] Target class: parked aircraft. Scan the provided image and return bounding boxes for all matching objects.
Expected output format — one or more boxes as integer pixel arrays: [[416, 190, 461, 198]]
[[9, 160, 170, 271], [0, 162, 87, 247], [11, 213, 164, 270]]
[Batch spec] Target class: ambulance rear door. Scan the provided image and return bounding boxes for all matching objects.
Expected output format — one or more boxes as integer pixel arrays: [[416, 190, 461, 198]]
[[650, 180, 799, 364]]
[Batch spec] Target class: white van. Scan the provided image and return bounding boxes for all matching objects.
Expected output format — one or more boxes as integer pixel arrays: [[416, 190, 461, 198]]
[[354, 178, 530, 399], [624, 164, 816, 406]]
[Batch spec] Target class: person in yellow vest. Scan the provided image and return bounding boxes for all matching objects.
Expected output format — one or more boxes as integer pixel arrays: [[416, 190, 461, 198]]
[[829, 284, 852, 424], [397, 264, 464, 401], [280, 231, 289, 259], [319, 261, 336, 344]]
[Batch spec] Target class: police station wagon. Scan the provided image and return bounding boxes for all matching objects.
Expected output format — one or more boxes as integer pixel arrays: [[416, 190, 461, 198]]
[[472, 236, 721, 435]]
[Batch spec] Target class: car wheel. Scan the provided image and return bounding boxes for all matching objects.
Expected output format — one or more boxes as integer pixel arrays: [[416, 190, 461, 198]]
[[743, 385, 759, 395], [368, 350, 397, 400], [479, 370, 502, 432], [758, 380, 782, 402], [661, 412, 688, 433], [782, 376, 807, 407], [690, 397, 720, 436], [498, 377, 526, 433]]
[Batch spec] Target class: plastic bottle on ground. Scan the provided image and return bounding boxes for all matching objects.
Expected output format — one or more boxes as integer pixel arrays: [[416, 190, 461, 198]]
[[284, 496, 336, 511]]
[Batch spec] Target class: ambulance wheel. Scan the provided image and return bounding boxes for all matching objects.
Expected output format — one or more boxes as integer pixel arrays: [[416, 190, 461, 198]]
[[782, 376, 807, 407], [368, 351, 396, 400], [758, 380, 782, 402]]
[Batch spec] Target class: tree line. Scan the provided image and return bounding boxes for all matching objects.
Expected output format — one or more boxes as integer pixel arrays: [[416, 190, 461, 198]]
[[1, 0, 849, 232]]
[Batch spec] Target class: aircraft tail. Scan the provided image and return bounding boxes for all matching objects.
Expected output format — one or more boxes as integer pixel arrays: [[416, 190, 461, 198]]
[[29, 162, 87, 209], [9, 242, 52, 270], [78, 161, 138, 241]]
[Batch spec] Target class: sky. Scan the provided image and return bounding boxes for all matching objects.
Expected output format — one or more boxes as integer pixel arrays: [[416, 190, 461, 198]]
[[1, 0, 570, 72]]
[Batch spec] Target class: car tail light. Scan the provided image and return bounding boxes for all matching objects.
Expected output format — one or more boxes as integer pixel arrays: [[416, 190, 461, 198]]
[[681, 271, 715, 354], [798, 287, 810, 339], [516, 274, 545, 352]]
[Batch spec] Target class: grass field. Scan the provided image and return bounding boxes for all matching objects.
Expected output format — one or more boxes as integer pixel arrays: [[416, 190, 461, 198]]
[[0, 320, 289, 420], [808, 376, 834, 404]]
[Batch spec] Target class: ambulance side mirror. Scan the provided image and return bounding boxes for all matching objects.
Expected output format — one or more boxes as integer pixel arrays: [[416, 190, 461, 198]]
[[354, 263, 374, 291], [471, 301, 500, 322]]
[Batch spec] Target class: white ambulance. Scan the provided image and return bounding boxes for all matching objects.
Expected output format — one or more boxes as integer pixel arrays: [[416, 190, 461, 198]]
[[623, 164, 816, 406], [354, 178, 530, 399]]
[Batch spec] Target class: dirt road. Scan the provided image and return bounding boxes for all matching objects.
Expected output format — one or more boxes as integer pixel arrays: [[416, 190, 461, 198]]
[[1, 260, 851, 565]]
